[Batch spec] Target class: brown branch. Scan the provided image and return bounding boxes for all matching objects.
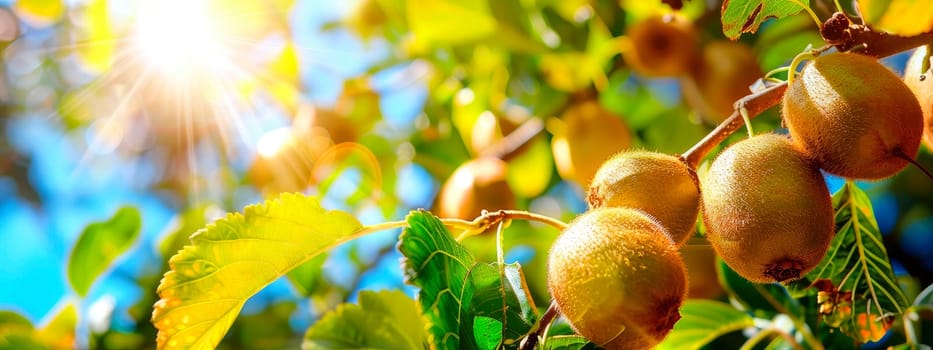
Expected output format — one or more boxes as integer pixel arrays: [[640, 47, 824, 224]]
[[680, 25, 933, 168], [519, 301, 560, 350]]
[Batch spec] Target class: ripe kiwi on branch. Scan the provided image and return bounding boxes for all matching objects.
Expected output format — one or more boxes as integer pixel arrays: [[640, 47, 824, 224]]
[[702, 134, 834, 283], [683, 41, 763, 123], [586, 151, 700, 246], [782, 52, 924, 180], [551, 99, 632, 188], [547, 207, 687, 349], [436, 157, 517, 221], [621, 14, 698, 78]]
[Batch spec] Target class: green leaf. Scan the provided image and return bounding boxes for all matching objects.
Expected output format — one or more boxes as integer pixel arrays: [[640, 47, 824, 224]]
[[36, 302, 77, 349], [794, 182, 910, 342], [302, 290, 426, 349], [285, 253, 328, 297], [542, 335, 593, 350], [656, 300, 755, 350], [473, 316, 503, 350], [68, 206, 142, 296], [152, 193, 364, 350], [721, 0, 809, 40], [717, 259, 800, 317], [915, 283, 933, 306], [398, 210, 536, 350]]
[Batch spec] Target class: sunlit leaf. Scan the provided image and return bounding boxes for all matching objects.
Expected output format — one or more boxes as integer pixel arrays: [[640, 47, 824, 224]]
[[406, 0, 496, 47], [36, 302, 77, 350], [398, 210, 536, 350], [794, 182, 910, 342], [151, 193, 364, 350], [303, 290, 426, 349], [506, 134, 553, 198], [721, 0, 808, 40], [75, 0, 115, 73], [13, 0, 65, 26], [68, 206, 142, 296], [858, 0, 933, 36], [656, 300, 755, 350], [285, 253, 327, 297]]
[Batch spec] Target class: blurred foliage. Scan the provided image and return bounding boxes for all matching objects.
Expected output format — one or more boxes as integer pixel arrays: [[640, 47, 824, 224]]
[[0, 0, 931, 349]]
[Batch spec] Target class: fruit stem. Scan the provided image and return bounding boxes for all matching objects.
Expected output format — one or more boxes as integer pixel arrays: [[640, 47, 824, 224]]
[[682, 82, 788, 168], [740, 107, 754, 138], [788, 0, 823, 31], [682, 28, 933, 168], [519, 300, 560, 350], [892, 148, 933, 182], [456, 209, 568, 240], [480, 118, 545, 160]]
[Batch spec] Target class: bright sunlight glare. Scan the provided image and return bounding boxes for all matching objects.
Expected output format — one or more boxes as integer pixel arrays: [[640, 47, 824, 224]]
[[134, 0, 227, 76]]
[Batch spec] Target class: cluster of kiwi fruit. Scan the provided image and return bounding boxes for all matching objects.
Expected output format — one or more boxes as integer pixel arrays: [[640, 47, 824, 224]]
[[620, 14, 763, 124], [544, 14, 931, 349]]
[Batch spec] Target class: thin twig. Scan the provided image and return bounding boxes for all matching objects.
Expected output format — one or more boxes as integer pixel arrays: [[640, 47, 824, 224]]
[[519, 301, 560, 350]]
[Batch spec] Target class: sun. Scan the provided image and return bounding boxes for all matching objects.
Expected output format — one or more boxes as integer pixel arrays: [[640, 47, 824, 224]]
[[133, 0, 229, 77]]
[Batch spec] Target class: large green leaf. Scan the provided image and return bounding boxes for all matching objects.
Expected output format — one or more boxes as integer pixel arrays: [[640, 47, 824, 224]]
[[656, 300, 755, 350], [542, 335, 593, 350], [68, 206, 142, 296], [398, 210, 536, 350], [717, 259, 800, 318], [721, 0, 808, 40], [302, 290, 426, 349], [795, 182, 910, 342], [151, 193, 364, 350], [657, 299, 754, 350]]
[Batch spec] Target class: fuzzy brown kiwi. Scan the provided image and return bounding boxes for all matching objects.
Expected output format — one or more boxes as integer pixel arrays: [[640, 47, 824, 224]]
[[782, 52, 924, 179], [548, 207, 687, 349], [551, 100, 632, 188], [622, 15, 698, 78], [437, 157, 516, 220], [587, 151, 700, 246], [684, 41, 763, 123], [702, 134, 834, 283], [904, 46, 933, 150]]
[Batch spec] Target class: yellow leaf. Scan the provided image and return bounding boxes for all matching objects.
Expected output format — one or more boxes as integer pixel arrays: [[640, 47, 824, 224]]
[[36, 302, 77, 350], [13, 0, 65, 26], [858, 0, 933, 36], [76, 0, 115, 73], [151, 194, 364, 350], [406, 0, 496, 47]]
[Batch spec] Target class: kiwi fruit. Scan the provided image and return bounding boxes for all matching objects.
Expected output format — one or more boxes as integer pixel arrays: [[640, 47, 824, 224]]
[[702, 134, 834, 283], [437, 157, 516, 221], [904, 46, 933, 149], [684, 41, 763, 123], [681, 243, 724, 299], [551, 100, 632, 188], [783, 52, 924, 179], [548, 207, 686, 349], [622, 15, 698, 78], [587, 151, 699, 246]]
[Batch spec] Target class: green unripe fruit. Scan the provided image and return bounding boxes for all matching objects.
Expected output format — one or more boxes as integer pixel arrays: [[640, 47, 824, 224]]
[[702, 134, 834, 283], [587, 151, 700, 246], [548, 207, 687, 349], [783, 52, 924, 179]]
